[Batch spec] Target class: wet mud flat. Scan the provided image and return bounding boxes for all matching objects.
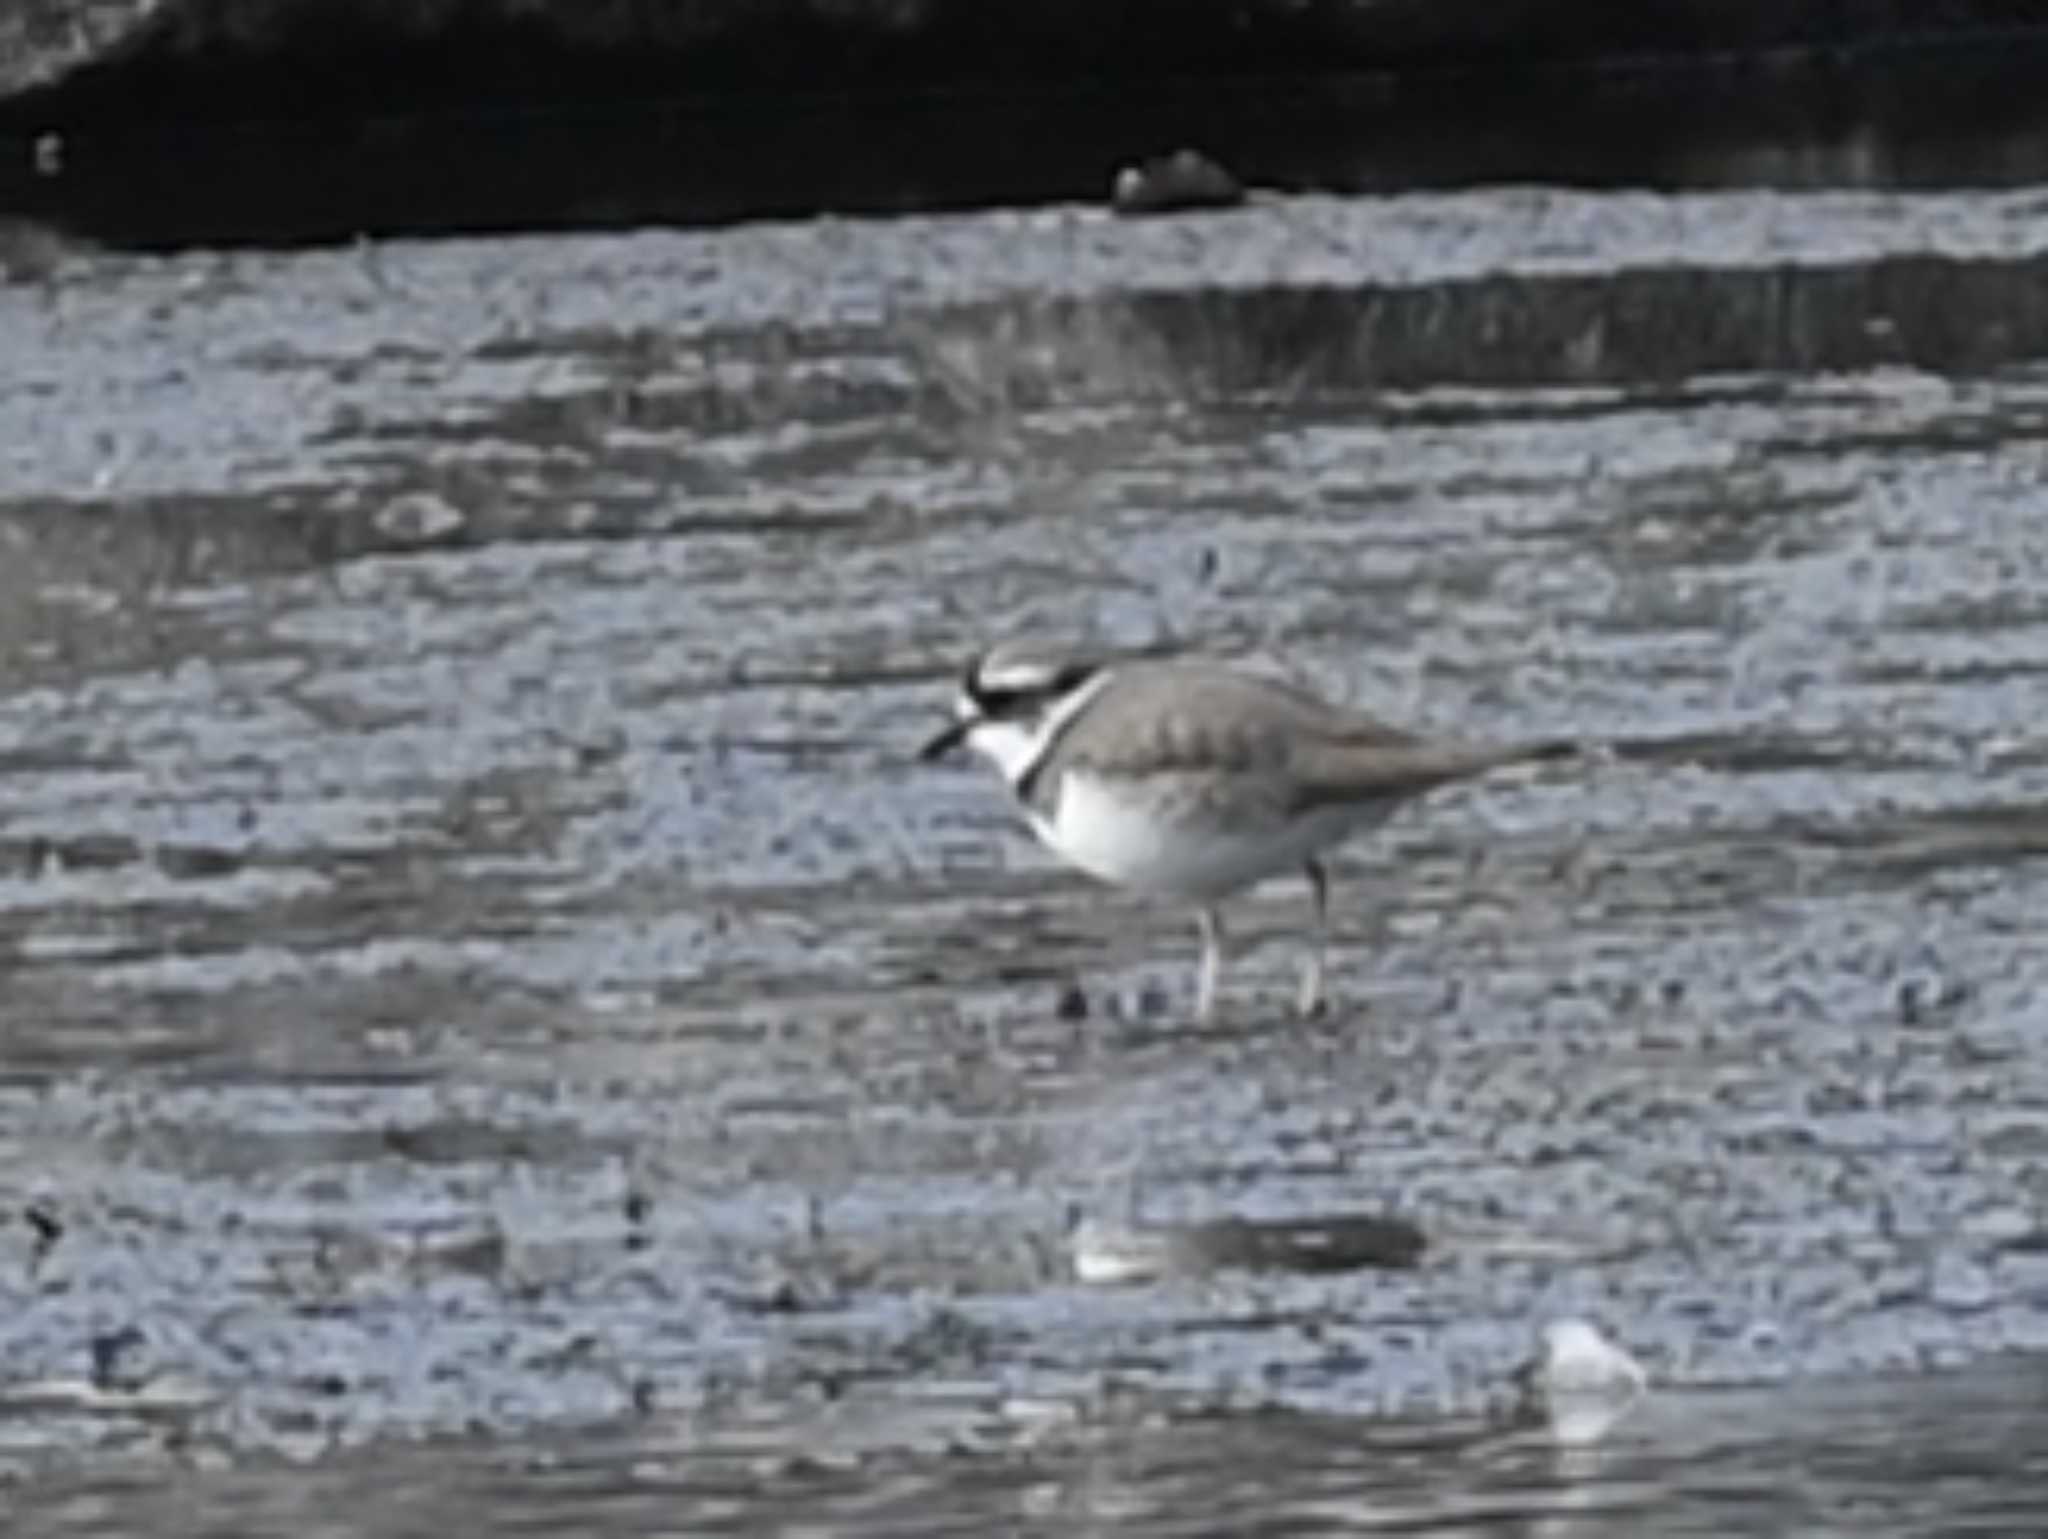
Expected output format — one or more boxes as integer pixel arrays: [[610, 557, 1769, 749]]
[[3, 187, 2048, 1518]]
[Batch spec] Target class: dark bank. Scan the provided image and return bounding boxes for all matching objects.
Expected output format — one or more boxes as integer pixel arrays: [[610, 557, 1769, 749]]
[[3, 1, 2048, 247]]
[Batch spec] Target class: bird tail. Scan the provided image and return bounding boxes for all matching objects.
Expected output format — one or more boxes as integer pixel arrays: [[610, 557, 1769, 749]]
[[1516, 738, 1589, 767], [1294, 735, 1587, 806]]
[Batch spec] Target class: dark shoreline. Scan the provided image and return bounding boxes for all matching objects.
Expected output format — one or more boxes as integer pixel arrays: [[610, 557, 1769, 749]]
[[4, 22, 2048, 250]]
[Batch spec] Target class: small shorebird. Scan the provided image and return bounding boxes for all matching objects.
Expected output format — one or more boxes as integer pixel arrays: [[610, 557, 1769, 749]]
[[920, 638, 1574, 1020]]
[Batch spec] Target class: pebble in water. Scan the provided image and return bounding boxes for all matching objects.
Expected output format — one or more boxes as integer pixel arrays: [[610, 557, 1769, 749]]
[[1522, 1319, 1648, 1447]]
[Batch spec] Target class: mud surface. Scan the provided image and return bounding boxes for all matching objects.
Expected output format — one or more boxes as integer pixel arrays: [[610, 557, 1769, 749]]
[[3, 189, 2048, 1524]]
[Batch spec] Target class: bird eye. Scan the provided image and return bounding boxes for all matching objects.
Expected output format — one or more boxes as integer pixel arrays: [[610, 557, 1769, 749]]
[[965, 659, 1096, 716], [963, 656, 1018, 713], [970, 684, 1027, 716]]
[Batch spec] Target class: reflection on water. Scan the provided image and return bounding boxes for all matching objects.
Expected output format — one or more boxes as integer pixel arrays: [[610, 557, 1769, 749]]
[[12, 1361, 2048, 1536]]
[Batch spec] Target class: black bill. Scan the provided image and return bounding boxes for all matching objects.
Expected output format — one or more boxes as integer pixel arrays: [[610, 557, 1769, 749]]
[[918, 718, 973, 761]]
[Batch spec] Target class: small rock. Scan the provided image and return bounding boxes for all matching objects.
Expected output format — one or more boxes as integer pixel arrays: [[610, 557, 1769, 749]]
[[89, 1326, 152, 1393], [1110, 149, 1245, 216], [0, 219, 70, 285], [1069, 1216, 1176, 1285], [1072, 1210, 1426, 1284], [1518, 1319, 1647, 1447], [372, 490, 468, 547], [1053, 982, 1090, 1022], [413, 1224, 507, 1277]]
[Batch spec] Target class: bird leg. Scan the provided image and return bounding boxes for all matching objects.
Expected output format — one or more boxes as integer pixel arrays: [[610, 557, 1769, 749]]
[[1194, 906, 1226, 1023], [1298, 858, 1330, 1019]]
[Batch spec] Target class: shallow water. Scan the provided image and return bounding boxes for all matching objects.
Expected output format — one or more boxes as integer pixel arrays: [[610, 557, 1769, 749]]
[[2, 188, 2048, 1526], [13, 1363, 2048, 1536]]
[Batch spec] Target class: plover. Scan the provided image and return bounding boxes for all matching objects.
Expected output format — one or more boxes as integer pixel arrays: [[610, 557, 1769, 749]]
[[920, 638, 1573, 1019]]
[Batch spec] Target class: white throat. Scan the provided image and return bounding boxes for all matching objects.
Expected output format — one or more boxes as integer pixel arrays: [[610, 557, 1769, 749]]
[[963, 668, 1114, 792]]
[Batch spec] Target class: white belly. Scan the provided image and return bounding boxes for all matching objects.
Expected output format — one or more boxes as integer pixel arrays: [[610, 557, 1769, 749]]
[[1030, 772, 1392, 900]]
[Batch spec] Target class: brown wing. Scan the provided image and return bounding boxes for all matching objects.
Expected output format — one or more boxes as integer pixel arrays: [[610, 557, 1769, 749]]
[[1054, 658, 1563, 808], [1049, 659, 1410, 776]]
